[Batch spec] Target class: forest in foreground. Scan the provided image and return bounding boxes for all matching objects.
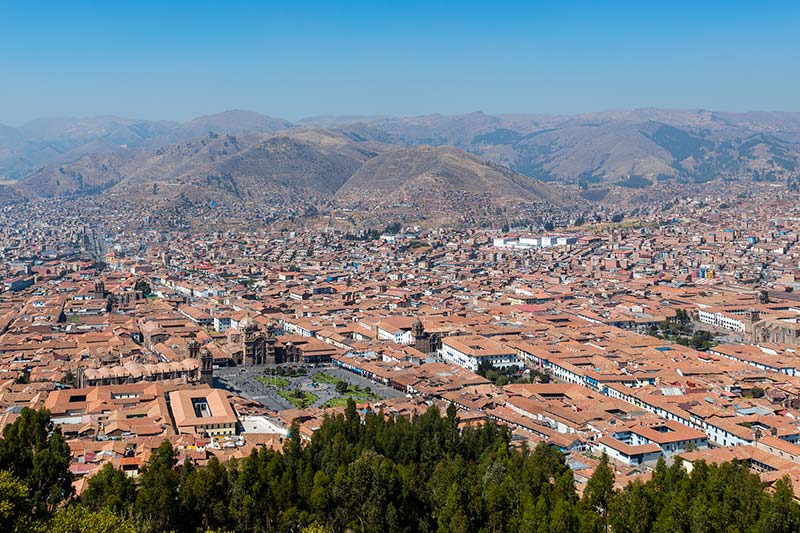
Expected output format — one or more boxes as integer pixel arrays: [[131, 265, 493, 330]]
[[1, 402, 799, 533]]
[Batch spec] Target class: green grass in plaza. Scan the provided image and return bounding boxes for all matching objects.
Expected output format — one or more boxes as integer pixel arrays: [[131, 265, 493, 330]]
[[278, 388, 319, 409], [252, 369, 382, 410], [321, 384, 380, 408], [320, 397, 350, 408], [255, 376, 290, 389], [311, 372, 342, 385]]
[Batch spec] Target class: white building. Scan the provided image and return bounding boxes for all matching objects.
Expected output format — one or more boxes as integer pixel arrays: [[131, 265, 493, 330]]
[[440, 335, 521, 371], [696, 306, 748, 334], [493, 235, 577, 250], [595, 420, 708, 466]]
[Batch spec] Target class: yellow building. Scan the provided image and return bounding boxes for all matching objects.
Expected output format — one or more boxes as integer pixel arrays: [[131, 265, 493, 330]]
[[168, 387, 238, 437]]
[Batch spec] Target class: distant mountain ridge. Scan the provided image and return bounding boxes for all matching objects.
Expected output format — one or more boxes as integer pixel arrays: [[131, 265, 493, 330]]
[[315, 109, 800, 186], [0, 111, 295, 180], [17, 129, 368, 199], [336, 145, 560, 203], [11, 129, 563, 218], [2, 108, 800, 194]]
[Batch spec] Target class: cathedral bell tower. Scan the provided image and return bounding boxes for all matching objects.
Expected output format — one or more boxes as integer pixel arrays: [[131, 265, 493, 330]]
[[94, 279, 106, 299], [266, 322, 277, 365], [200, 348, 214, 386], [241, 315, 267, 365], [188, 339, 199, 360]]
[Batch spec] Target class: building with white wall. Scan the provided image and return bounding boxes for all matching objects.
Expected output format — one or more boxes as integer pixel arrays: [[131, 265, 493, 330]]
[[440, 335, 521, 371]]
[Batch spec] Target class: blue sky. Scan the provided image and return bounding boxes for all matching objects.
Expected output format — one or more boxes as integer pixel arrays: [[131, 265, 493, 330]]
[[1, 1, 798, 124]]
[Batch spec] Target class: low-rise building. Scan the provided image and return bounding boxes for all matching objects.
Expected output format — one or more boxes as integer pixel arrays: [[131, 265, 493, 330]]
[[168, 387, 238, 437], [440, 334, 521, 371]]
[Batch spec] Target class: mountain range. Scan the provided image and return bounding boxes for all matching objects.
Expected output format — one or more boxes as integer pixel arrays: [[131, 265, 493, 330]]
[[10, 127, 564, 216], [0, 110, 292, 181], [2, 108, 799, 212], [322, 109, 800, 187]]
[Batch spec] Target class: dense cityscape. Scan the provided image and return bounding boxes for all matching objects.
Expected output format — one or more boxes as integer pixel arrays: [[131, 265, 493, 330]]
[[1, 180, 800, 531], [3, 1, 800, 531]]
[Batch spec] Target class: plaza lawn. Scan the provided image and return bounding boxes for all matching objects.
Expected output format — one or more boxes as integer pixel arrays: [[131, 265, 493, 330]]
[[322, 384, 380, 408], [278, 388, 318, 409], [311, 372, 341, 385], [273, 366, 307, 377], [255, 376, 290, 389], [320, 397, 352, 408]]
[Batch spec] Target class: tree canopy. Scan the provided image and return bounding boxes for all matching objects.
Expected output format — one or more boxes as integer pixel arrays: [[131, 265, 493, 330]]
[[1, 402, 799, 532], [0, 407, 73, 516]]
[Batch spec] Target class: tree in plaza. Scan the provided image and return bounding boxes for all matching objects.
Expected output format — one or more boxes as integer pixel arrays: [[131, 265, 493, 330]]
[[335, 380, 349, 395]]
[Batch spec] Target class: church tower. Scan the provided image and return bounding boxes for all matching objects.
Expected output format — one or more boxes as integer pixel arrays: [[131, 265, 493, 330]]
[[94, 279, 106, 299], [265, 322, 277, 365], [200, 347, 214, 386], [412, 319, 425, 343], [412, 318, 440, 355], [188, 338, 199, 360], [241, 315, 266, 365]]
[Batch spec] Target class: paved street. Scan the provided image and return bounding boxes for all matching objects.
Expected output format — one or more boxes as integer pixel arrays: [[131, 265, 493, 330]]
[[214, 369, 293, 411], [321, 366, 405, 400]]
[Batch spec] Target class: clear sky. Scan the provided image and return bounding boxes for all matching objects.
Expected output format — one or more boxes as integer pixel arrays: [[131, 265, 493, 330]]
[[1, 0, 798, 124]]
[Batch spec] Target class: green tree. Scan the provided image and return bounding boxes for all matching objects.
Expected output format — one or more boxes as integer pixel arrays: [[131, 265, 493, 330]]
[[42, 505, 135, 533], [437, 482, 470, 533], [134, 279, 152, 296], [335, 380, 349, 395], [301, 524, 331, 533], [758, 477, 800, 532], [81, 462, 136, 517], [609, 480, 654, 533], [134, 440, 180, 533], [0, 470, 34, 532], [0, 407, 73, 515], [15, 369, 30, 384], [583, 453, 615, 526], [179, 457, 231, 533], [21, 401, 796, 533]]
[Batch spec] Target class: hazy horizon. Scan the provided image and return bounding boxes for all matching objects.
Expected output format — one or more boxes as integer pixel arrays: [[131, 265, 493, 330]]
[[4, 106, 800, 129]]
